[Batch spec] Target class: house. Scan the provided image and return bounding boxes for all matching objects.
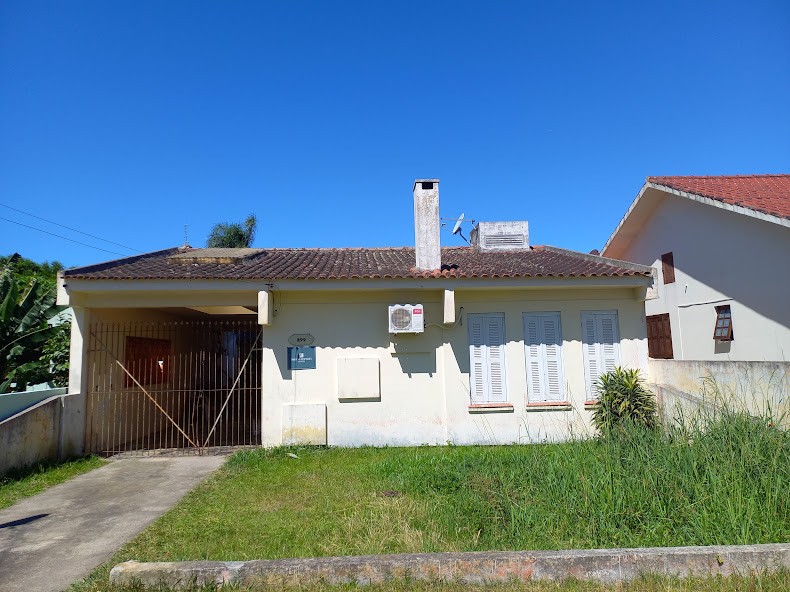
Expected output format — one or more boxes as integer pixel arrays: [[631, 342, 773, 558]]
[[602, 174, 790, 362], [57, 180, 653, 454]]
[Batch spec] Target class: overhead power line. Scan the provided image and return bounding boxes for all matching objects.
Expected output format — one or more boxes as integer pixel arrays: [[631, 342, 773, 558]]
[[0, 202, 142, 253], [0, 216, 126, 257]]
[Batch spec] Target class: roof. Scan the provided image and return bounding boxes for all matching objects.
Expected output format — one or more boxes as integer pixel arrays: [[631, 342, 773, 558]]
[[63, 245, 651, 281], [602, 174, 790, 258], [647, 174, 790, 220]]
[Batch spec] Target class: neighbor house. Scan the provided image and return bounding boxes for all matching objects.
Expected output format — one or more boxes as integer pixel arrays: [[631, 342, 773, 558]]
[[57, 180, 653, 454], [602, 174, 790, 362]]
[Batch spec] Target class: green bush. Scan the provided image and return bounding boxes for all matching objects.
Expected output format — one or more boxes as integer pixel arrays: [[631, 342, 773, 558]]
[[591, 367, 658, 434]]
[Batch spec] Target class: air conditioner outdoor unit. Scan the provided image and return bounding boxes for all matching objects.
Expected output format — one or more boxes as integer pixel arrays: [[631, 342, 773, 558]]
[[388, 304, 424, 333]]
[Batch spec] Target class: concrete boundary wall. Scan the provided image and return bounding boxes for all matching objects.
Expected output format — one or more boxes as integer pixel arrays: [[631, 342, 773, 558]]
[[0, 394, 82, 474], [110, 543, 790, 588], [648, 359, 789, 423], [0, 387, 67, 422]]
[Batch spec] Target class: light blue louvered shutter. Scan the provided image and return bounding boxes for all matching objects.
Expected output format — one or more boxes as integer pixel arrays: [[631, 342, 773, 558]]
[[582, 312, 600, 399], [598, 313, 620, 374], [524, 314, 544, 401], [524, 313, 565, 402], [468, 315, 487, 403], [582, 311, 621, 399], [541, 314, 565, 402], [484, 315, 507, 402]]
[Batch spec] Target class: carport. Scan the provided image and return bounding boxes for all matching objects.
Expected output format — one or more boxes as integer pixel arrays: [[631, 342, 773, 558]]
[[85, 315, 261, 456]]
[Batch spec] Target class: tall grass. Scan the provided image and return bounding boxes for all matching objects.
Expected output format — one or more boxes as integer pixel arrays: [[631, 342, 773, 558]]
[[377, 409, 789, 550]]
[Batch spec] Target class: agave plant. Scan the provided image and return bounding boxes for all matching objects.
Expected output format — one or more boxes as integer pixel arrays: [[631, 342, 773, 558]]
[[591, 366, 658, 435], [0, 265, 64, 392]]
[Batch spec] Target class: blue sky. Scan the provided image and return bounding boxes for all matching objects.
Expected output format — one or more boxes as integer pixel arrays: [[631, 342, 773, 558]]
[[1, 1, 788, 267]]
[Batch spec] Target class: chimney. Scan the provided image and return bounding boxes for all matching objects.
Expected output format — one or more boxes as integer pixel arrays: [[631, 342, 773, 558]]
[[413, 179, 441, 271]]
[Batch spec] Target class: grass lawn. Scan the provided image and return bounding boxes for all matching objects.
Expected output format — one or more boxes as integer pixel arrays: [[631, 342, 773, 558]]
[[0, 456, 106, 509], [68, 412, 788, 591]]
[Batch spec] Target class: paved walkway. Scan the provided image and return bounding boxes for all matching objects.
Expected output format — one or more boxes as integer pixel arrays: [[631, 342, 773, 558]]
[[0, 455, 226, 592]]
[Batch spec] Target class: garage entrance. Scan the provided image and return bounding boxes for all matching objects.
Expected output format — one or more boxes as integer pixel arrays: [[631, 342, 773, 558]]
[[85, 319, 262, 456]]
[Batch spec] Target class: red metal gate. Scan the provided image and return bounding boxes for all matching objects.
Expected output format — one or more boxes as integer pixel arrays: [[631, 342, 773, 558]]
[[86, 320, 262, 456]]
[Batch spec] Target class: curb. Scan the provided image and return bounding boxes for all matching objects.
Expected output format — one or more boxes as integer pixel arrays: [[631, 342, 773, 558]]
[[110, 543, 790, 588]]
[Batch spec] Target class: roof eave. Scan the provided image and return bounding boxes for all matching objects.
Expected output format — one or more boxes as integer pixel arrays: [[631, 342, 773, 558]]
[[59, 274, 654, 307], [646, 182, 790, 229], [602, 181, 790, 258]]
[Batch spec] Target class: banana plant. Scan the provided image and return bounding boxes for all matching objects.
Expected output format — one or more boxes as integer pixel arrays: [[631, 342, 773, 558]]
[[0, 264, 64, 393]]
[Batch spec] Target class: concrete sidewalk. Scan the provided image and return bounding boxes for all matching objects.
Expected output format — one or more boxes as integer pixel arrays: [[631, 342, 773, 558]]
[[0, 455, 226, 592]]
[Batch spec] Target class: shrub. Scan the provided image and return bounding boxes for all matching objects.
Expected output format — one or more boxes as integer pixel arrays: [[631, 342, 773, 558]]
[[592, 367, 658, 434]]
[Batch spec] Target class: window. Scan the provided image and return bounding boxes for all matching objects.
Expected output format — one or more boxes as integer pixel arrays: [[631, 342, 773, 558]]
[[124, 336, 170, 387], [468, 313, 507, 404], [713, 305, 734, 341], [646, 313, 673, 359], [661, 252, 675, 284], [524, 313, 566, 402], [581, 311, 621, 400]]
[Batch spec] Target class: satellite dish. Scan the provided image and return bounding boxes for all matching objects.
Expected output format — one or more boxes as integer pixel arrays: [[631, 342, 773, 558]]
[[452, 213, 465, 235], [452, 213, 469, 244]]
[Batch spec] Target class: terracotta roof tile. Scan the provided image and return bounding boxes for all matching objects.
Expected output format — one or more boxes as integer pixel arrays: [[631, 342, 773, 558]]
[[647, 174, 790, 220], [63, 246, 651, 281]]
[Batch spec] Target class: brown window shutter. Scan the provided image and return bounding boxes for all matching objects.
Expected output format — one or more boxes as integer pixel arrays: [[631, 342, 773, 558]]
[[646, 313, 673, 359], [661, 252, 675, 284]]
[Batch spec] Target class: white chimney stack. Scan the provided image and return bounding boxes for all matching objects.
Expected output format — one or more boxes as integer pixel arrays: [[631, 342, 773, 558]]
[[413, 179, 441, 271]]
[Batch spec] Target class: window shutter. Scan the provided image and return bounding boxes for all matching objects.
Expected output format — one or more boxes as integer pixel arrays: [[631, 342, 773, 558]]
[[469, 316, 487, 403], [524, 315, 545, 400], [542, 315, 565, 402], [581, 313, 599, 398], [598, 313, 620, 374], [485, 316, 507, 402], [647, 313, 673, 359], [661, 252, 675, 284], [582, 311, 621, 400]]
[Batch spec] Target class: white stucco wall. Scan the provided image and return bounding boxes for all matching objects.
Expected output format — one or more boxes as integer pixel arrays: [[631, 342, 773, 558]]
[[605, 191, 790, 361], [64, 278, 649, 450], [261, 287, 648, 447]]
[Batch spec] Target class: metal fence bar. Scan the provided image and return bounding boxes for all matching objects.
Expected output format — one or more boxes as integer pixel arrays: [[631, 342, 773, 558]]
[[86, 319, 261, 457]]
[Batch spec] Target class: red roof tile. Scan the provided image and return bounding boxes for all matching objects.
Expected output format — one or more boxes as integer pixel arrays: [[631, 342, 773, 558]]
[[647, 174, 790, 220], [63, 246, 651, 281]]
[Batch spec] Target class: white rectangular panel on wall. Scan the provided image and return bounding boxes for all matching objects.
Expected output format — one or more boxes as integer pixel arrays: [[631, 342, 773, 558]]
[[468, 313, 507, 403], [282, 403, 327, 445], [337, 358, 381, 401], [524, 312, 566, 402], [581, 311, 621, 400]]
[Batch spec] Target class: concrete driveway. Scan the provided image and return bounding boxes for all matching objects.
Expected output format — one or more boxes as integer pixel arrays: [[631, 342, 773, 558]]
[[0, 455, 226, 592]]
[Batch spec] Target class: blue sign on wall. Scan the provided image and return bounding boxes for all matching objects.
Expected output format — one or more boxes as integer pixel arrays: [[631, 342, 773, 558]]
[[287, 346, 316, 370]]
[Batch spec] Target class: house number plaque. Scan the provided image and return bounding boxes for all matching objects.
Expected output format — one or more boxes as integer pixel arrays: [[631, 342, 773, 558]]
[[288, 333, 315, 346]]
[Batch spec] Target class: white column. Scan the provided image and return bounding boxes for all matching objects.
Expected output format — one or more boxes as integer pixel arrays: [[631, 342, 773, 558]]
[[258, 290, 272, 326], [60, 306, 91, 457], [443, 289, 456, 324]]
